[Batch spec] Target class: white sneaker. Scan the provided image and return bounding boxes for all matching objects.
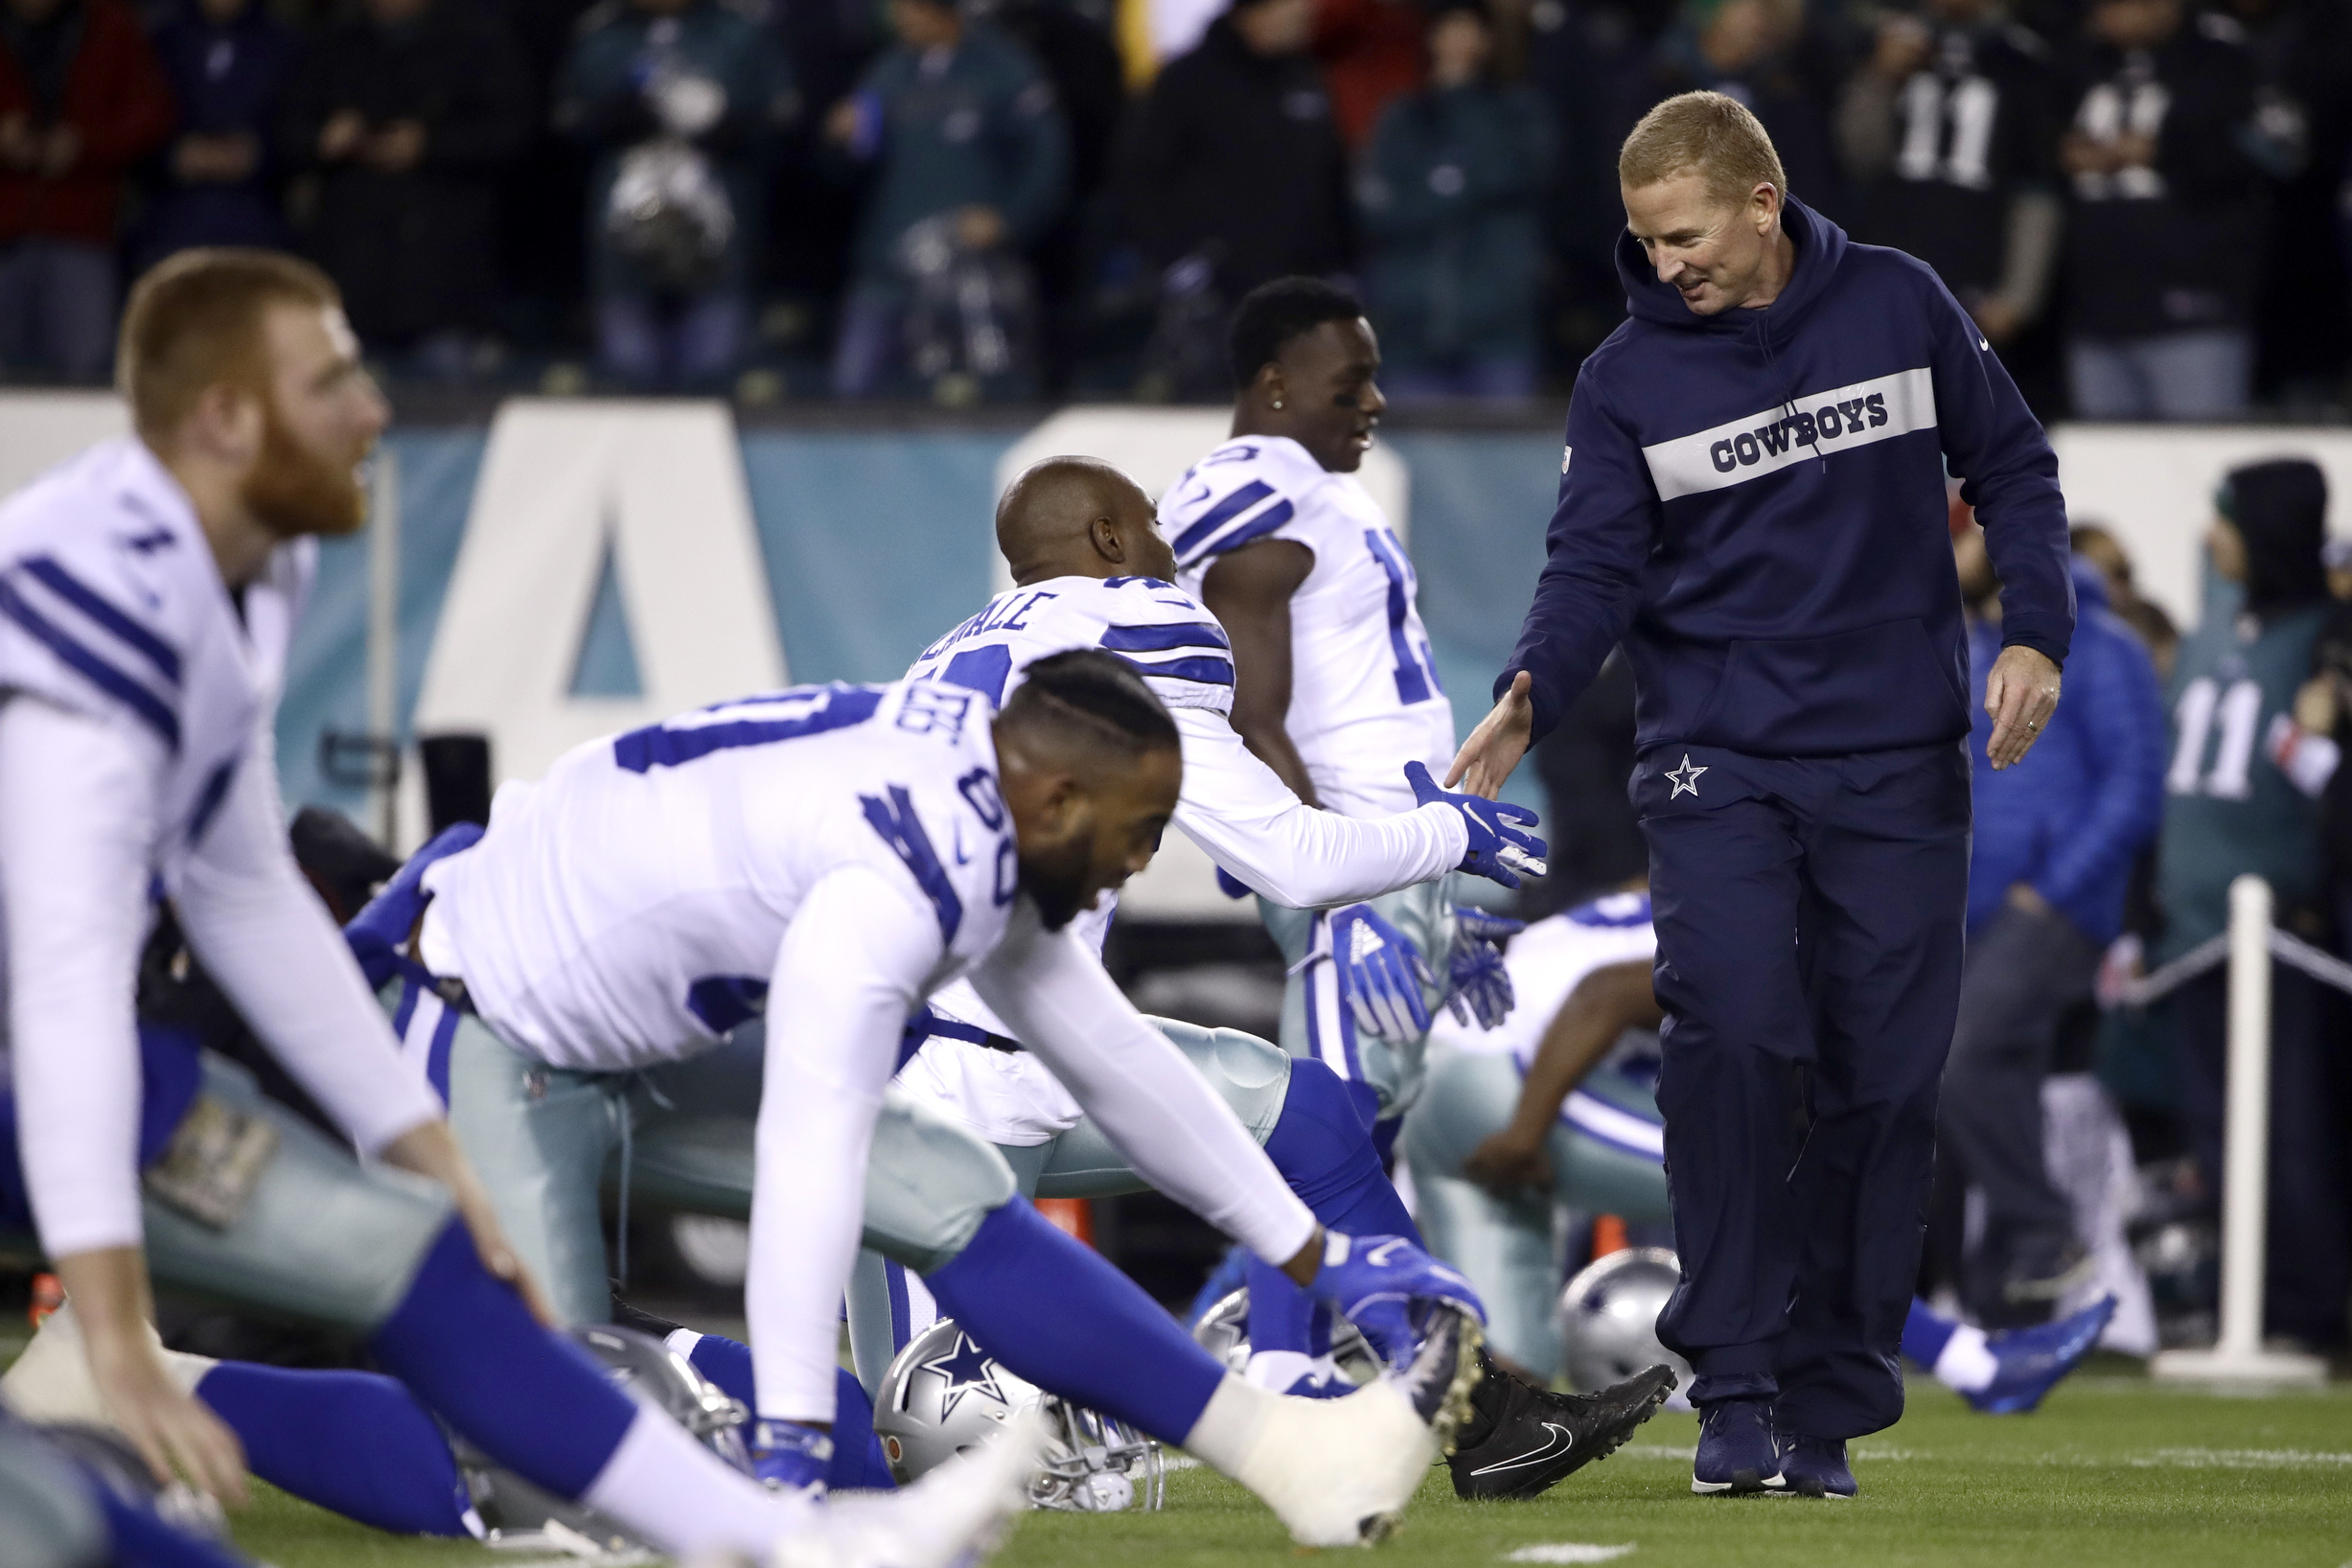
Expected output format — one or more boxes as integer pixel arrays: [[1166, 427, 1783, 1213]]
[[1237, 1307, 1483, 1547], [770, 1407, 1045, 1568]]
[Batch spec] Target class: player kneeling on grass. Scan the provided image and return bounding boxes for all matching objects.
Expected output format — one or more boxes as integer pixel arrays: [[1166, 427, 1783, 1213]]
[[0, 247, 1038, 1568], [89, 651, 1485, 1548]]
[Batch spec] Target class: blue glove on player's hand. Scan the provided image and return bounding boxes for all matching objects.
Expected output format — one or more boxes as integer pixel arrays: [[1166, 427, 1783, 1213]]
[[1443, 907, 1522, 1030], [749, 1418, 833, 1496], [1402, 761, 1548, 889], [1306, 1231, 1487, 1368], [1325, 902, 1432, 1042]]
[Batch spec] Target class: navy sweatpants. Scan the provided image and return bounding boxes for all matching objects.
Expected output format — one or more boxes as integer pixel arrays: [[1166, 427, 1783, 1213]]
[[1637, 740, 1970, 1440]]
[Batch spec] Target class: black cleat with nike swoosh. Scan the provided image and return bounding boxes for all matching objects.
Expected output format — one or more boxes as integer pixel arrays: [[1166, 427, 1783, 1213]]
[[1445, 1353, 1677, 1500]]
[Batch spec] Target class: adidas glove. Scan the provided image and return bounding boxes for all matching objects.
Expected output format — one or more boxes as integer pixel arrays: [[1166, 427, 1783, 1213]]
[[1325, 902, 1432, 1042]]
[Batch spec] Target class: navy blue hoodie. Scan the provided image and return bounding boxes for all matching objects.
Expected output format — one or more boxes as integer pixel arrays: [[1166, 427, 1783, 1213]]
[[1499, 197, 2073, 756]]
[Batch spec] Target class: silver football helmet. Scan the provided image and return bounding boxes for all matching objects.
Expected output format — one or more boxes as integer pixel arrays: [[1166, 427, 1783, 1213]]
[[1558, 1246, 1694, 1407], [1188, 1285, 1380, 1387], [874, 1319, 1164, 1512], [454, 1323, 750, 1549]]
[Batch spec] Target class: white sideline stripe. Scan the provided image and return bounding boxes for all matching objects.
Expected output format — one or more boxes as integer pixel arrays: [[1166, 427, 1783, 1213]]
[[1505, 1545, 1636, 1564]]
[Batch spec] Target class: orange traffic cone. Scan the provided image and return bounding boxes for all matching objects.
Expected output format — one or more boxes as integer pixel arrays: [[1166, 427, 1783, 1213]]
[[1036, 1198, 1095, 1247]]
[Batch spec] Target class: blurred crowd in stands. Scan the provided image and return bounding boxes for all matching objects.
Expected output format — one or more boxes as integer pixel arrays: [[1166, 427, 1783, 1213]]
[[1, 0, 2348, 408]]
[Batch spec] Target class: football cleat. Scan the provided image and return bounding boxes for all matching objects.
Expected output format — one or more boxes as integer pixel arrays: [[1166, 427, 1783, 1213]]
[[1690, 1398, 1787, 1496], [1966, 1295, 2117, 1415], [772, 1407, 1045, 1568], [1447, 1353, 1675, 1499], [1777, 1434, 1856, 1498], [1232, 1305, 1484, 1546]]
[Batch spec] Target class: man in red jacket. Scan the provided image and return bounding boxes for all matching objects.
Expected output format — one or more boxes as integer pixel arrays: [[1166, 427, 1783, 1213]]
[[0, 0, 174, 382]]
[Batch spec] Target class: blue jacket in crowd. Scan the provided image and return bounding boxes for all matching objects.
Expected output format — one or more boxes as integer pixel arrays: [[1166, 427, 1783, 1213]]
[[1499, 197, 2074, 755], [1967, 558, 2166, 945]]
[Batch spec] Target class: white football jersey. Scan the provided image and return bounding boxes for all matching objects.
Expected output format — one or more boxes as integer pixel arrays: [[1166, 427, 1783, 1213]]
[[1164, 436, 1455, 818], [0, 437, 310, 894], [903, 574, 1233, 1078], [907, 573, 1236, 720], [420, 680, 1016, 1072], [1431, 890, 1656, 1074]]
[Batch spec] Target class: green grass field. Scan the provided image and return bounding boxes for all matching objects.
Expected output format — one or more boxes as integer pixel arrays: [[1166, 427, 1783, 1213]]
[[205, 1372, 2352, 1568]]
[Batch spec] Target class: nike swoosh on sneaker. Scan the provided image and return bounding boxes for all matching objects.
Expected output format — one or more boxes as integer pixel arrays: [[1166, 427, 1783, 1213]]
[[1468, 1421, 1573, 1477]]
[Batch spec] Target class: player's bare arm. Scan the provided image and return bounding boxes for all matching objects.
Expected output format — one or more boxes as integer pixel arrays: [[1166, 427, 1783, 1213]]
[[1464, 958, 1661, 1193], [1199, 537, 1322, 806], [53, 1246, 249, 1504]]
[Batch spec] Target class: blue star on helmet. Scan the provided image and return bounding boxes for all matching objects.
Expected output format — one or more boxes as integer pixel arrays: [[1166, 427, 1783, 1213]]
[[920, 1331, 1009, 1419]]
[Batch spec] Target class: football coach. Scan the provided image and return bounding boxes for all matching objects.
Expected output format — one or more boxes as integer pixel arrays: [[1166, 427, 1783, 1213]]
[[1449, 91, 2073, 1497]]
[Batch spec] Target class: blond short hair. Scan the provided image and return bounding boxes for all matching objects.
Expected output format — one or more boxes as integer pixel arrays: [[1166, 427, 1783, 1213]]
[[117, 248, 340, 439], [1619, 90, 1788, 210]]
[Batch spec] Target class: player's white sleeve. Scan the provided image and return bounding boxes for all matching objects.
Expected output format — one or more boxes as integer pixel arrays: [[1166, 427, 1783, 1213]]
[[970, 914, 1318, 1266], [0, 699, 162, 1257], [172, 739, 442, 1157], [1169, 707, 1466, 907], [749, 865, 942, 1424]]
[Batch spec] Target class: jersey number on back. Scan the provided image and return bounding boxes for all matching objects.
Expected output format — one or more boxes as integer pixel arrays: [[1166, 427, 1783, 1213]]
[[613, 684, 884, 773]]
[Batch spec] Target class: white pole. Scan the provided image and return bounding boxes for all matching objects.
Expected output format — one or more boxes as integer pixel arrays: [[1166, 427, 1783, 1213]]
[[366, 449, 401, 848], [2152, 875, 2327, 1385]]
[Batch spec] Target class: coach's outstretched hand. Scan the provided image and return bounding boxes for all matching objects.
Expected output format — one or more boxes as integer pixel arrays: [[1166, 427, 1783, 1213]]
[[1303, 1231, 1487, 1368], [1984, 645, 2063, 771], [1445, 672, 1536, 800], [1405, 760, 1548, 888]]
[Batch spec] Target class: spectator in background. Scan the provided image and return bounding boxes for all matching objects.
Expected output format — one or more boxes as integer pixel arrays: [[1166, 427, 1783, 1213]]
[[1946, 521, 2166, 1326], [280, 0, 534, 379], [133, 0, 298, 272], [979, 0, 1126, 386], [1616, 0, 1844, 220], [2157, 458, 2346, 1350], [1315, 0, 1425, 150], [2072, 519, 2181, 676], [1357, 0, 1549, 401], [0, 0, 172, 383], [556, 0, 797, 391], [1116, 0, 1350, 398], [826, 0, 1068, 399], [1836, 0, 2061, 354], [2058, 0, 2287, 420]]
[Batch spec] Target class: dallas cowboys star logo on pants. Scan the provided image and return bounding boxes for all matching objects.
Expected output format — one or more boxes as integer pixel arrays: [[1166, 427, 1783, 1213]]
[[1666, 754, 1707, 798]]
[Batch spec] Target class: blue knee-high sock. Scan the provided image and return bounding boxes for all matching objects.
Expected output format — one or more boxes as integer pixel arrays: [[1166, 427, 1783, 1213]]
[[682, 1336, 894, 1491], [1901, 1298, 1958, 1367], [925, 1196, 1223, 1444], [1244, 1060, 1419, 1357], [1264, 1059, 1420, 1243], [195, 1362, 473, 1536], [368, 1220, 637, 1499]]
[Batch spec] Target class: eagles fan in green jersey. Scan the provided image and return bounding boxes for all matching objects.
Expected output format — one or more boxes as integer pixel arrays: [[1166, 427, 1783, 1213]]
[[2155, 457, 2348, 1353]]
